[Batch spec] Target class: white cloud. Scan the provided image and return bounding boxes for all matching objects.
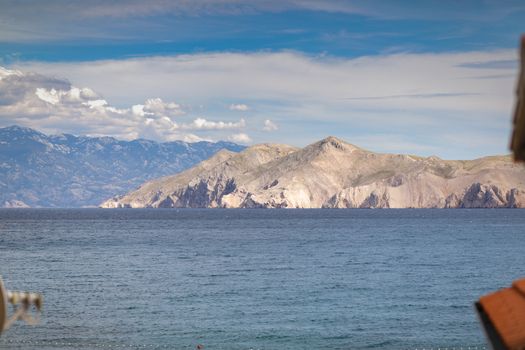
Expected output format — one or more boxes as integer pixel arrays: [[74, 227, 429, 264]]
[[143, 97, 184, 116], [263, 119, 278, 131], [229, 103, 249, 111], [35, 88, 60, 105], [182, 133, 209, 143], [35, 86, 99, 105], [228, 133, 252, 144], [0, 66, 23, 79], [182, 117, 246, 130], [84, 99, 108, 108], [0, 67, 246, 142]]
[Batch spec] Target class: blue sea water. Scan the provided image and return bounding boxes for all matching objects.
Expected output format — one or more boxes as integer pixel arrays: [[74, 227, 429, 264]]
[[0, 209, 524, 350]]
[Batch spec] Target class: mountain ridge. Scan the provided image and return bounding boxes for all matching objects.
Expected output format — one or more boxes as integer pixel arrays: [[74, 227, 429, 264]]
[[0, 125, 245, 207], [101, 136, 525, 209]]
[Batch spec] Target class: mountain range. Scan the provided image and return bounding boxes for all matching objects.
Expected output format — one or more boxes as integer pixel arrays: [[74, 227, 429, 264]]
[[0, 126, 244, 207], [101, 136, 525, 209]]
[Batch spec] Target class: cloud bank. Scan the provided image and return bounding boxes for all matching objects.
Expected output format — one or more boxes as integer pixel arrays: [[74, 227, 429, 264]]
[[3, 47, 519, 158], [18, 50, 516, 114], [0, 66, 248, 142]]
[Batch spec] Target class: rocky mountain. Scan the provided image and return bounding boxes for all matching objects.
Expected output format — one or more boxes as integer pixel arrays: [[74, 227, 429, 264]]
[[101, 136, 525, 209], [0, 125, 244, 207]]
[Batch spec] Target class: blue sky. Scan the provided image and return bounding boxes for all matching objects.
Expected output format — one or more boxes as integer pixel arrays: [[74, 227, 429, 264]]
[[0, 0, 524, 158]]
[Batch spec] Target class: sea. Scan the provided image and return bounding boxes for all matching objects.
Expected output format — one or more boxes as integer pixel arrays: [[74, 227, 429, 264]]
[[0, 209, 524, 350]]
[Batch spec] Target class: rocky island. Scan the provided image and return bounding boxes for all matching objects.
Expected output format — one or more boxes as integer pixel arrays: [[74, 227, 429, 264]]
[[101, 137, 525, 209]]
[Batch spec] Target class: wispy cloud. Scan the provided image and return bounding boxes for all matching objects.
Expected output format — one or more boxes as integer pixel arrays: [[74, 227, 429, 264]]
[[229, 103, 249, 111], [2, 0, 523, 44], [467, 74, 516, 80], [181, 118, 245, 130], [457, 59, 518, 69], [0, 0, 366, 21], [2, 1, 521, 22], [263, 119, 278, 131], [343, 92, 482, 101]]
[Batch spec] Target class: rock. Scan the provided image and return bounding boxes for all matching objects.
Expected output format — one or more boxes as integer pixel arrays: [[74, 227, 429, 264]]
[[0, 125, 245, 207], [460, 183, 506, 208], [101, 136, 525, 209], [507, 188, 525, 208]]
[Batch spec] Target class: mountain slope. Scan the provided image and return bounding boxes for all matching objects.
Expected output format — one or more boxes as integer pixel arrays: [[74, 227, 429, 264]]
[[102, 143, 298, 208], [0, 125, 244, 207], [101, 136, 525, 208]]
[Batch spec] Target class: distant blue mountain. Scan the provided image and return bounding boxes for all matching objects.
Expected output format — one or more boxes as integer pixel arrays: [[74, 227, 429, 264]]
[[0, 125, 245, 207]]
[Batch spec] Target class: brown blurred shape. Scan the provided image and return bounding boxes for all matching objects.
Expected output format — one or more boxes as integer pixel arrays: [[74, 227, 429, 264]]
[[511, 35, 525, 162], [476, 278, 525, 350]]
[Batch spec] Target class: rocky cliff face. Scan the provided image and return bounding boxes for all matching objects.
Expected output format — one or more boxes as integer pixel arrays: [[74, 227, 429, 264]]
[[101, 136, 525, 209]]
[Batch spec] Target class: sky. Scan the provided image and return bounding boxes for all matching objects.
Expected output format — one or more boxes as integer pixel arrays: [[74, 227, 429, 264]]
[[0, 0, 524, 159]]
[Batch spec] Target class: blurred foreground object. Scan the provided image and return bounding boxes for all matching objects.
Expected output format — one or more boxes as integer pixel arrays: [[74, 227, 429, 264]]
[[484, 35, 525, 350], [476, 278, 525, 350], [511, 35, 525, 161], [0, 276, 43, 335]]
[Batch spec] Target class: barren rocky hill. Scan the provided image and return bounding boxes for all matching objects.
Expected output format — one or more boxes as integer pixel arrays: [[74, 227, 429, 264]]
[[101, 136, 525, 208]]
